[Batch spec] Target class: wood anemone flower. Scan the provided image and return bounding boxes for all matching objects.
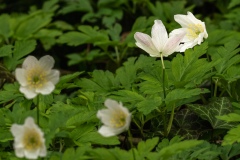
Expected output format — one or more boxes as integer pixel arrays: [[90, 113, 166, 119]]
[[97, 99, 131, 137], [170, 11, 208, 52], [15, 55, 60, 99], [10, 117, 47, 159], [134, 20, 186, 57]]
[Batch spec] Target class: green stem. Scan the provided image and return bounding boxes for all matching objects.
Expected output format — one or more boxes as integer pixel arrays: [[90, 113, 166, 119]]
[[214, 78, 218, 97], [114, 46, 120, 66], [160, 54, 168, 137], [128, 129, 136, 160], [160, 54, 166, 98], [166, 104, 175, 136]]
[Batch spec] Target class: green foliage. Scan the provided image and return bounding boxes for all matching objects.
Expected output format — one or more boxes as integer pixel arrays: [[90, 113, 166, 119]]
[[188, 97, 235, 129], [0, 0, 240, 159]]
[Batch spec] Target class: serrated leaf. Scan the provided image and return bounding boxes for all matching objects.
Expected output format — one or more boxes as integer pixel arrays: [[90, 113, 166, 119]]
[[77, 132, 120, 145], [217, 113, 240, 122], [136, 96, 161, 115], [211, 40, 240, 74], [228, 0, 240, 9], [0, 45, 12, 58], [15, 12, 52, 39], [0, 14, 11, 40], [137, 137, 159, 158], [188, 97, 234, 129], [66, 111, 97, 126], [13, 40, 37, 60], [57, 31, 90, 46], [111, 90, 145, 102], [159, 140, 203, 159], [55, 72, 83, 93], [166, 88, 209, 104], [222, 125, 240, 145], [4, 40, 37, 70]]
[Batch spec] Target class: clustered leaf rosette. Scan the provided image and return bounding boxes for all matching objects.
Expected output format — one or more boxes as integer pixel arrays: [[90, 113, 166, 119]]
[[10, 117, 47, 159], [170, 11, 208, 52], [15, 55, 60, 99], [134, 20, 186, 57], [97, 99, 131, 137]]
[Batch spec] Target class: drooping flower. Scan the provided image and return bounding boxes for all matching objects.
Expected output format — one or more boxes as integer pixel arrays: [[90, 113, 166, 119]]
[[97, 99, 131, 137], [170, 11, 208, 52], [15, 55, 60, 99], [10, 117, 47, 159], [134, 20, 186, 57]]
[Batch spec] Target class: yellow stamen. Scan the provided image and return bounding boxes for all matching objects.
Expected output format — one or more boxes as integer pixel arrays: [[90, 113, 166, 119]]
[[22, 128, 42, 151], [26, 66, 46, 88], [110, 111, 127, 128], [187, 23, 204, 39]]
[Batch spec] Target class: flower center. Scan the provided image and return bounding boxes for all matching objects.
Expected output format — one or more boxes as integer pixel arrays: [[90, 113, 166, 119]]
[[22, 129, 42, 151], [187, 23, 204, 39], [27, 67, 46, 88], [110, 111, 127, 128]]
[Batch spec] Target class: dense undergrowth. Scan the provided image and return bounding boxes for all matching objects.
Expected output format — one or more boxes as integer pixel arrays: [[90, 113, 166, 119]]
[[1, 0, 240, 159]]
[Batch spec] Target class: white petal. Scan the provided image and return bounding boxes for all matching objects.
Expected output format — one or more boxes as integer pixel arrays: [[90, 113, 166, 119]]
[[97, 109, 113, 126], [20, 86, 37, 99], [174, 14, 191, 28], [170, 28, 190, 42], [162, 31, 186, 56], [15, 69, 28, 86], [22, 56, 39, 70], [186, 11, 202, 24], [134, 32, 160, 57], [104, 99, 121, 110], [47, 70, 60, 85], [15, 148, 24, 158], [10, 124, 24, 137], [39, 145, 47, 157], [24, 149, 40, 159], [24, 117, 36, 127], [39, 55, 55, 71], [98, 125, 124, 137], [36, 82, 55, 95], [151, 20, 168, 52]]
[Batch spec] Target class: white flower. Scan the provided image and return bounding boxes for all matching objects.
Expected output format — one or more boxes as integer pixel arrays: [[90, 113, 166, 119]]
[[170, 11, 208, 52], [134, 20, 186, 57], [10, 117, 47, 159], [97, 99, 131, 137], [15, 55, 60, 99]]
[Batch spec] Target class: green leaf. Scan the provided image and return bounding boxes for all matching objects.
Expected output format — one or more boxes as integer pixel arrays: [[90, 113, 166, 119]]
[[165, 88, 209, 106], [4, 40, 37, 70], [66, 111, 97, 126], [0, 45, 12, 58], [111, 90, 145, 102], [0, 14, 11, 41], [228, 0, 240, 8], [171, 42, 217, 87], [57, 31, 90, 46], [77, 132, 120, 145], [58, 0, 93, 14], [13, 40, 37, 60], [136, 96, 161, 115], [137, 137, 159, 158], [217, 113, 240, 122], [188, 97, 234, 129], [159, 140, 203, 159], [55, 72, 83, 93], [172, 109, 210, 139], [211, 40, 240, 74], [222, 125, 240, 145], [15, 11, 52, 39]]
